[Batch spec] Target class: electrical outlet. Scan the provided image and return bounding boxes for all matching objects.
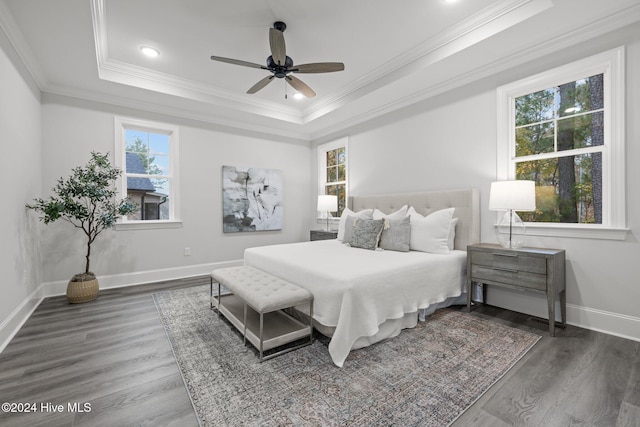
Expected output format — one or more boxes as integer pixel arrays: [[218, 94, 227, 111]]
[[184, 247, 191, 256]]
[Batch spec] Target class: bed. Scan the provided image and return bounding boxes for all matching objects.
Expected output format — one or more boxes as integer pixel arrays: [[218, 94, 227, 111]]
[[244, 188, 480, 367]]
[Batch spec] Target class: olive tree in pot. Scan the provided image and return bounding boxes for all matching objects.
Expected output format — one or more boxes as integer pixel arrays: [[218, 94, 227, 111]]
[[27, 152, 135, 303]]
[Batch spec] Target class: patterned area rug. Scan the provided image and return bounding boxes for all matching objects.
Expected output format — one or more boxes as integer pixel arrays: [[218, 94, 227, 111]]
[[153, 285, 540, 427]]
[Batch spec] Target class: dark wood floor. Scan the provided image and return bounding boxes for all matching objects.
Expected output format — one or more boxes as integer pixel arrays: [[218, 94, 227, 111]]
[[0, 278, 638, 427]]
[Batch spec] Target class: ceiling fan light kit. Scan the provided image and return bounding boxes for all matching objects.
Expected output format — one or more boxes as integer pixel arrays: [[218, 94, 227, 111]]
[[210, 21, 344, 98]]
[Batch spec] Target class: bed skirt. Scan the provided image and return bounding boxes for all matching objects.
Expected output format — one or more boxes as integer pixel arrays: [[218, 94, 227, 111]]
[[286, 293, 467, 351]]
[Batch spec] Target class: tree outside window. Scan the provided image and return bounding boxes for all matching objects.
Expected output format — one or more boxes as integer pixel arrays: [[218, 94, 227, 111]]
[[318, 138, 348, 218], [115, 116, 180, 226], [325, 147, 346, 216], [513, 74, 604, 224]]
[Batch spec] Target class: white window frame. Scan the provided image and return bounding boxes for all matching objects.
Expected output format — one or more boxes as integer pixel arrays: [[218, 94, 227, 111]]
[[496, 47, 627, 240], [114, 116, 182, 230], [317, 137, 348, 222]]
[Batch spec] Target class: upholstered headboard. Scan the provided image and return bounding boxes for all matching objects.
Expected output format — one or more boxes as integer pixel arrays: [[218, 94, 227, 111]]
[[348, 188, 480, 251]]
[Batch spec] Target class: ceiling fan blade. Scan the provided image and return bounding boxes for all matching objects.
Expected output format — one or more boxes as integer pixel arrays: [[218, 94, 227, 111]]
[[292, 62, 345, 73], [269, 27, 286, 65], [285, 75, 316, 98], [247, 75, 275, 94], [210, 55, 266, 70]]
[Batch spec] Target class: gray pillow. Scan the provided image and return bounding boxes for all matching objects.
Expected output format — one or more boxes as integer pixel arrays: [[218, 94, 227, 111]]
[[349, 219, 385, 250], [379, 216, 411, 252]]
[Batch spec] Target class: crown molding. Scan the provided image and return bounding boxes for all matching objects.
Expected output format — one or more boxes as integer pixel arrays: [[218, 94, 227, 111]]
[[4, 0, 640, 142], [0, 0, 46, 89], [90, 0, 306, 125], [41, 85, 311, 143], [308, 2, 640, 140], [301, 0, 554, 123], [89, 0, 553, 127]]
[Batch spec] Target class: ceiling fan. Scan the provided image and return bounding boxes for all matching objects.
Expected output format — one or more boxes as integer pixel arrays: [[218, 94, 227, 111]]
[[210, 21, 345, 98]]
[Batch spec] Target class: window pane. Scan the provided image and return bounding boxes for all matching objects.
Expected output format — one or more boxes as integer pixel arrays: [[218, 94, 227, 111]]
[[336, 184, 346, 216], [557, 111, 604, 150], [149, 133, 170, 155], [325, 184, 345, 217], [516, 152, 602, 224], [516, 122, 554, 156], [559, 74, 604, 117], [149, 154, 169, 176], [126, 131, 148, 152], [337, 147, 346, 165], [124, 130, 170, 219], [515, 88, 554, 126], [327, 166, 337, 182], [327, 149, 336, 167], [338, 164, 346, 181]]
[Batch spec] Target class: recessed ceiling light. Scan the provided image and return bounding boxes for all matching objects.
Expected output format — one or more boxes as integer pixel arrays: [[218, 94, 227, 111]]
[[293, 92, 304, 100], [140, 46, 160, 58], [442, 0, 459, 3]]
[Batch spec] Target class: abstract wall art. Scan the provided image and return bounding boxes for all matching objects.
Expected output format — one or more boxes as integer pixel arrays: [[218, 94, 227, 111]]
[[222, 165, 283, 232]]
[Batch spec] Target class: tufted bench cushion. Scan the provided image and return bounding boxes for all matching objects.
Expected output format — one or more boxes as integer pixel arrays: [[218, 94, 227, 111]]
[[211, 266, 312, 313]]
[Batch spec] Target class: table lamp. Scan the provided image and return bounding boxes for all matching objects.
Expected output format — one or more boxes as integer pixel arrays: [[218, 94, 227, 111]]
[[489, 180, 536, 248], [317, 195, 338, 232]]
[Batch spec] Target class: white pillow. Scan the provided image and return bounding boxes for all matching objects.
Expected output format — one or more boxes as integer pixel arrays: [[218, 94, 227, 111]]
[[372, 205, 408, 220], [448, 218, 459, 251], [337, 208, 373, 241], [407, 207, 455, 254]]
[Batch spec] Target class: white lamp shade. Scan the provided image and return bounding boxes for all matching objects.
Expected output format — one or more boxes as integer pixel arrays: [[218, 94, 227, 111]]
[[317, 195, 338, 212], [489, 180, 536, 211]]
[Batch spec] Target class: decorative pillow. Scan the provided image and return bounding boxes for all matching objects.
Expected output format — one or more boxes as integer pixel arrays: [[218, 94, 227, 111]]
[[337, 208, 373, 241], [341, 215, 359, 245], [372, 205, 408, 220], [407, 207, 455, 254], [379, 216, 411, 252], [348, 219, 385, 250], [447, 218, 459, 250]]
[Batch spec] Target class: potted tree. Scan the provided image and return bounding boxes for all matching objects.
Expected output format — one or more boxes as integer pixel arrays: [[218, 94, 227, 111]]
[[27, 152, 135, 303]]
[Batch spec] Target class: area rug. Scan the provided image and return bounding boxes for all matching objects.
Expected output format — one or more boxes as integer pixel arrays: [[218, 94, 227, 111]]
[[153, 285, 540, 427]]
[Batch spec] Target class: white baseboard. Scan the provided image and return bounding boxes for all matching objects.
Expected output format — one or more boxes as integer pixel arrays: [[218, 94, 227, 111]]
[[487, 288, 640, 342], [40, 260, 243, 297], [566, 303, 640, 342], [0, 259, 243, 353], [0, 287, 44, 354]]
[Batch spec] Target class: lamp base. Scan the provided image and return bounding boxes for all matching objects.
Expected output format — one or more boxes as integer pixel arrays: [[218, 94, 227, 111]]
[[496, 210, 526, 249]]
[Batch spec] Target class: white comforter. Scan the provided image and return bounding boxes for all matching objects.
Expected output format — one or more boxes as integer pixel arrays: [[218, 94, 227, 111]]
[[244, 240, 467, 367]]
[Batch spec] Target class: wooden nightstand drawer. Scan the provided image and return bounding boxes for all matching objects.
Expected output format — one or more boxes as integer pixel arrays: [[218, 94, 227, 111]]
[[310, 230, 338, 241], [470, 251, 546, 274], [470, 265, 547, 291]]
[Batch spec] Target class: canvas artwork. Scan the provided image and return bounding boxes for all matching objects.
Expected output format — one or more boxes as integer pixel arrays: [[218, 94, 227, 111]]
[[222, 166, 283, 232]]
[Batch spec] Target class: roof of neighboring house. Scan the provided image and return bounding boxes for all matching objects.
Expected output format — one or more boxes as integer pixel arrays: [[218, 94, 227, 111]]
[[126, 152, 156, 192]]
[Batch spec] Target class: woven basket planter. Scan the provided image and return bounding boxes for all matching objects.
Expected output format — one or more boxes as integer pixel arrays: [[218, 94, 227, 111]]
[[67, 278, 99, 304]]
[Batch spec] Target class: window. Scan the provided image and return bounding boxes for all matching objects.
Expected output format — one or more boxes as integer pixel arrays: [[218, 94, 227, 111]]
[[497, 47, 626, 239], [114, 117, 181, 229], [318, 137, 348, 217]]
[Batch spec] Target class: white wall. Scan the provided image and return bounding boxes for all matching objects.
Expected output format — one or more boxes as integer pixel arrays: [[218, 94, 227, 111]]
[[0, 27, 42, 349], [39, 94, 312, 292], [313, 23, 640, 340]]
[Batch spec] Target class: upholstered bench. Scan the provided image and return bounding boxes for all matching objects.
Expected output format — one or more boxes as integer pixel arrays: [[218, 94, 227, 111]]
[[210, 266, 314, 361]]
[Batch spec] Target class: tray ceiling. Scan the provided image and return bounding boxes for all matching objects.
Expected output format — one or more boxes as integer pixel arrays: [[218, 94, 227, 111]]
[[1, 0, 639, 140]]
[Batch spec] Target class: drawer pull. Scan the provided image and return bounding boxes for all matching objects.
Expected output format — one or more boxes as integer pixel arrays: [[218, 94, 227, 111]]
[[493, 252, 518, 258], [492, 267, 519, 273]]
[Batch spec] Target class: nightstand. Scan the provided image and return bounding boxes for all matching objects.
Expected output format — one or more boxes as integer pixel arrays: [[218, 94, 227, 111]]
[[310, 230, 338, 241], [467, 243, 566, 336]]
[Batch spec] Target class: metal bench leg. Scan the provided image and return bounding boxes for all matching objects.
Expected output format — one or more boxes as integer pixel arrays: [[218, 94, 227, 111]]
[[243, 304, 247, 346], [309, 301, 314, 344], [259, 312, 264, 362]]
